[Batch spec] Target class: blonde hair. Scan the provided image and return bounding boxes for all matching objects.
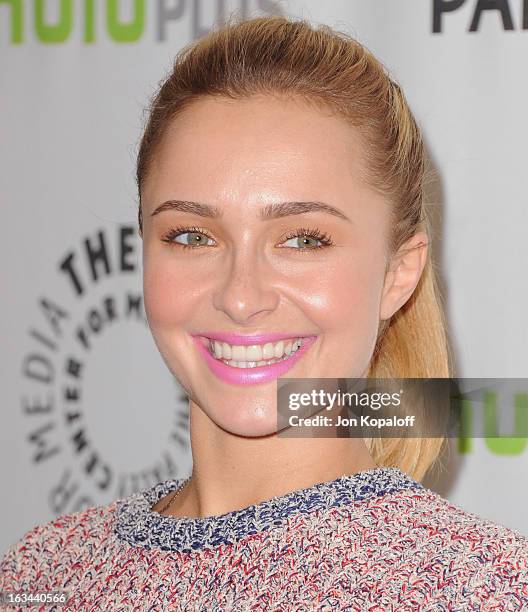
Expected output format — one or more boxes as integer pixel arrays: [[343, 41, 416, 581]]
[[136, 15, 453, 482]]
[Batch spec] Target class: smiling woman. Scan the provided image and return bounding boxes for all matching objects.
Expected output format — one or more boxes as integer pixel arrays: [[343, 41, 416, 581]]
[[2, 14, 527, 611]]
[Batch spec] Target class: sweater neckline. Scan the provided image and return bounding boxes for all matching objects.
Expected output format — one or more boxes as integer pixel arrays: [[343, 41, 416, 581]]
[[113, 466, 423, 553]]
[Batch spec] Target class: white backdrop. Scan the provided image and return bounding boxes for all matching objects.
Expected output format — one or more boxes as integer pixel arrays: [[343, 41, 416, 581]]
[[1, 0, 527, 554]]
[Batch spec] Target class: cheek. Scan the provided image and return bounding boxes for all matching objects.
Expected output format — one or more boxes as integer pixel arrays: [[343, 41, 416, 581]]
[[302, 252, 385, 367], [143, 252, 196, 330], [305, 256, 383, 323]]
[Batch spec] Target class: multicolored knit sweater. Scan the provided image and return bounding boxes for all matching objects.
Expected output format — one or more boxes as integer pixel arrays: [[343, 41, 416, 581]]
[[1, 466, 528, 610]]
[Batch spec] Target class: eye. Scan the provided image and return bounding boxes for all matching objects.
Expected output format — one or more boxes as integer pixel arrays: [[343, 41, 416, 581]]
[[160, 225, 335, 252], [161, 226, 215, 249], [279, 227, 334, 251]]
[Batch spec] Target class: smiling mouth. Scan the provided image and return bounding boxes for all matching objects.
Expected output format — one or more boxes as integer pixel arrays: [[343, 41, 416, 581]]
[[199, 336, 308, 369]]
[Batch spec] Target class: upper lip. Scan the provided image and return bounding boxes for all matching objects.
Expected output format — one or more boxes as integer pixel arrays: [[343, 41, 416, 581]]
[[192, 332, 317, 345]]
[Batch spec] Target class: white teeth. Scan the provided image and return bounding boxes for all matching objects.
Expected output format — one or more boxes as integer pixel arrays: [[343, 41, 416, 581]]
[[224, 353, 294, 368], [274, 341, 284, 358], [209, 337, 303, 366], [222, 342, 232, 360]]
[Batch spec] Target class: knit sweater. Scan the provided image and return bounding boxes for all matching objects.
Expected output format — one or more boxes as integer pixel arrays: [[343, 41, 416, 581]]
[[1, 466, 528, 611]]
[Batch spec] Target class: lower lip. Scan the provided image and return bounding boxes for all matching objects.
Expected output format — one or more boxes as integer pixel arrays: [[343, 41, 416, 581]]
[[191, 336, 318, 386]]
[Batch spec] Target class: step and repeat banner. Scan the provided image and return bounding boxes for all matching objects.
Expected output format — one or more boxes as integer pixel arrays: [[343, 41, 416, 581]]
[[1, 0, 527, 553]]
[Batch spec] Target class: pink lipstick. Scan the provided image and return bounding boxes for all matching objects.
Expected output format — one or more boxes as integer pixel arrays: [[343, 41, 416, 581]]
[[190, 333, 318, 386]]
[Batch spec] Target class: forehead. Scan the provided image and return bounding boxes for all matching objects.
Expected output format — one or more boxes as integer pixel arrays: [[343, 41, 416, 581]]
[[142, 94, 373, 213]]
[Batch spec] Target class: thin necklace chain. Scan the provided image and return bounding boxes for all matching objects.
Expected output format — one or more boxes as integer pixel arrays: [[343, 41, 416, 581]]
[[157, 476, 191, 515]]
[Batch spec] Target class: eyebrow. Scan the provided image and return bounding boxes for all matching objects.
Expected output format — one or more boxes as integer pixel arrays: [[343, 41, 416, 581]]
[[150, 199, 352, 223]]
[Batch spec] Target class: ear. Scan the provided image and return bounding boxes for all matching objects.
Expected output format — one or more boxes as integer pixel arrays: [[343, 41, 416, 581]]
[[379, 232, 429, 321]]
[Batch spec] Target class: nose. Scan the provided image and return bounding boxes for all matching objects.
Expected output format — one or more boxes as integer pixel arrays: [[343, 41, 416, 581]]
[[212, 247, 280, 326]]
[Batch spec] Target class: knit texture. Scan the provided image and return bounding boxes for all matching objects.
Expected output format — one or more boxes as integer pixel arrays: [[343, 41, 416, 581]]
[[1, 466, 528, 610]]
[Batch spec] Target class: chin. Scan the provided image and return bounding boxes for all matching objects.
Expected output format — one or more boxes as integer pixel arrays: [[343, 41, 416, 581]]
[[203, 402, 280, 438]]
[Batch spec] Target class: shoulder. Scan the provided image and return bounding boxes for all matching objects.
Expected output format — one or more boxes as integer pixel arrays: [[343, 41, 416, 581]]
[[398, 485, 528, 548], [364, 485, 528, 606], [0, 500, 118, 592], [378, 484, 528, 561]]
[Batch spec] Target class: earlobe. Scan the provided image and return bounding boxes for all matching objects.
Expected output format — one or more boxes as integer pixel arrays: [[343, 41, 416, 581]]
[[379, 232, 429, 321]]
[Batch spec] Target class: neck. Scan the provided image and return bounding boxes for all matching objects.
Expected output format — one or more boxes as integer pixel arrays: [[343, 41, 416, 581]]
[[164, 400, 377, 519]]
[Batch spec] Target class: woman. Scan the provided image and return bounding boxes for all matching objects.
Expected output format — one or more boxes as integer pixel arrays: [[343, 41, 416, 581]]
[[2, 15, 527, 610]]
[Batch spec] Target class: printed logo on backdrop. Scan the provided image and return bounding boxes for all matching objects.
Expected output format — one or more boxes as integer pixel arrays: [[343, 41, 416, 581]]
[[0, 0, 283, 44], [3, 1, 528, 42], [21, 225, 191, 516], [433, 0, 528, 32]]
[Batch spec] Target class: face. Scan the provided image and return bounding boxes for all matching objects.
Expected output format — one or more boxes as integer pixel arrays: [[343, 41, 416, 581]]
[[140, 94, 418, 436]]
